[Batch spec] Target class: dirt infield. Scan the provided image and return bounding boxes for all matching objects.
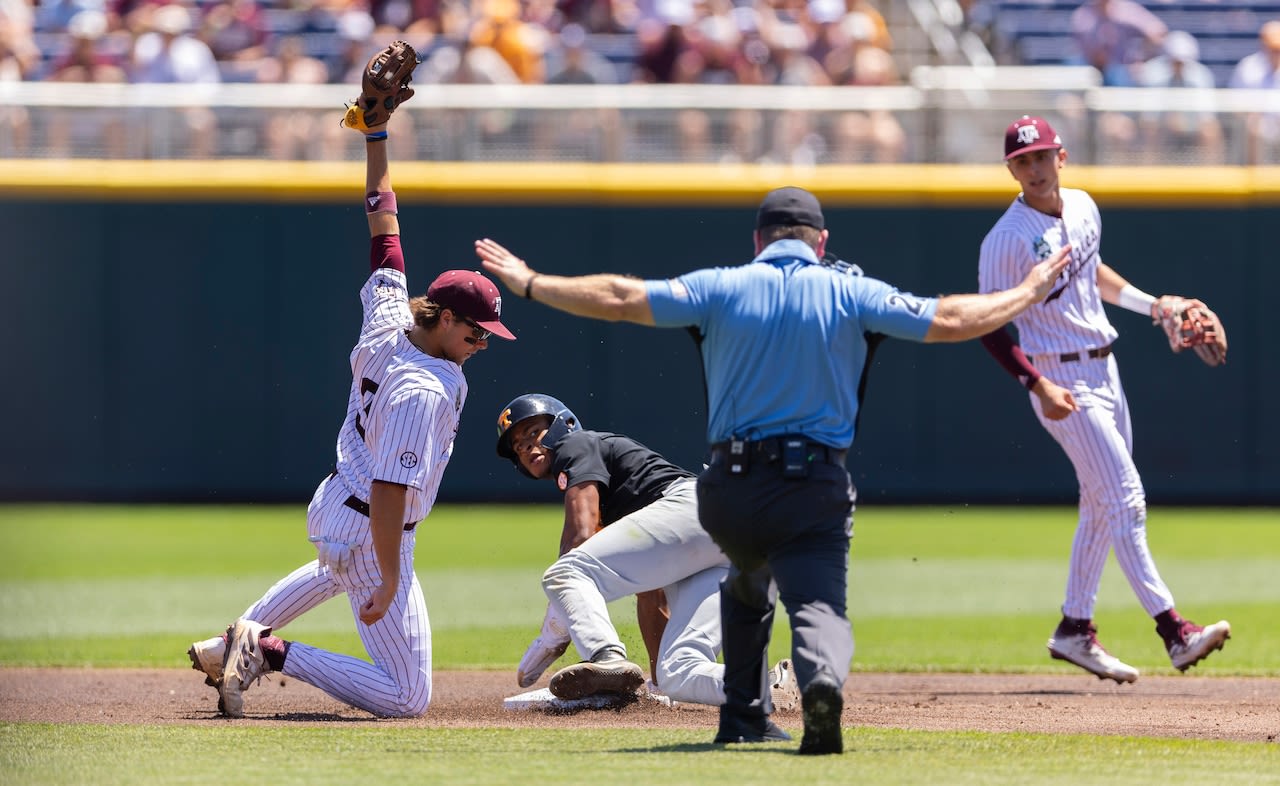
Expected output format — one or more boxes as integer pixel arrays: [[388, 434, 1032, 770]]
[[1, 668, 1276, 743]]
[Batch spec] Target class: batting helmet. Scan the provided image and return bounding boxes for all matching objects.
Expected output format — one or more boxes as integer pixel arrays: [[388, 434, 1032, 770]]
[[495, 394, 581, 476]]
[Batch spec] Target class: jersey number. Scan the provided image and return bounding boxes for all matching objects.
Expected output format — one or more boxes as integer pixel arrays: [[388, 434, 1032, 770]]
[[885, 293, 927, 317], [354, 377, 379, 442]]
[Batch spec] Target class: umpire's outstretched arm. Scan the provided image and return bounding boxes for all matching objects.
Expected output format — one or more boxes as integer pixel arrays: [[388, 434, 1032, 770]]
[[474, 238, 655, 324]]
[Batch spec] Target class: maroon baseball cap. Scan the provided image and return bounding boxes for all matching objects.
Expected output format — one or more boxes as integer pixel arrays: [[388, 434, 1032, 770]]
[[427, 269, 516, 341], [1003, 115, 1063, 161]]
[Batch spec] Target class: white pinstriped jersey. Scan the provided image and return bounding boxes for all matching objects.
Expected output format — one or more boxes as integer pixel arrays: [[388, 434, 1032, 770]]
[[332, 268, 466, 524], [978, 187, 1119, 357]]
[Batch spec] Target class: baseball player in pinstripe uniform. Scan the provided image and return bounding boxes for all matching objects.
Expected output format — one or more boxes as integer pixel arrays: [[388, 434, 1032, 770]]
[[495, 394, 799, 710], [185, 92, 515, 718], [978, 115, 1231, 683]]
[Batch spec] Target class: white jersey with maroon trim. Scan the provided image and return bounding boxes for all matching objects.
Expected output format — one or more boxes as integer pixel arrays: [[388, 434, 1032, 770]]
[[978, 187, 1118, 358], [975, 183, 1180, 656], [332, 267, 466, 524]]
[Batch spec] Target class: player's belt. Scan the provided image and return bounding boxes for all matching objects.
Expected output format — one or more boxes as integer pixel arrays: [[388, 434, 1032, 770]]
[[329, 471, 417, 531], [341, 495, 371, 516], [1057, 344, 1113, 363], [342, 495, 417, 532]]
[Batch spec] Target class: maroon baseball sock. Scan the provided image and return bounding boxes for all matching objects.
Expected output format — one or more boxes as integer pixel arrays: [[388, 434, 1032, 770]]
[[260, 634, 290, 672], [1154, 609, 1186, 645]]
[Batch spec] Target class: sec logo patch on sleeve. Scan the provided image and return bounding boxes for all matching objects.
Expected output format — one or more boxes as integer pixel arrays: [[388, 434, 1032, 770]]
[[557, 471, 568, 491], [400, 452, 419, 469]]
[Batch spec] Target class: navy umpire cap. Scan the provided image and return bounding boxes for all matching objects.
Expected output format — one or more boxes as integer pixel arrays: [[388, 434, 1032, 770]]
[[756, 186, 825, 231]]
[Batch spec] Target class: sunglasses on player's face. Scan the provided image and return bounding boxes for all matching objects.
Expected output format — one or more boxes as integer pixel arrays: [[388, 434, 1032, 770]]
[[461, 316, 492, 343]]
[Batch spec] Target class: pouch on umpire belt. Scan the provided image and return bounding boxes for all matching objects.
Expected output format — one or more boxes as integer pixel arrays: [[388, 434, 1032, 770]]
[[782, 438, 810, 480], [728, 439, 749, 475]]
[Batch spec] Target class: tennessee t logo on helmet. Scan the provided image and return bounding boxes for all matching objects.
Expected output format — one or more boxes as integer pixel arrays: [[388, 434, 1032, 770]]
[[495, 394, 581, 478]]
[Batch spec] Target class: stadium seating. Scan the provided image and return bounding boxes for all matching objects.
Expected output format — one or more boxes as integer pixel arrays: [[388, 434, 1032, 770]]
[[992, 0, 1280, 86]]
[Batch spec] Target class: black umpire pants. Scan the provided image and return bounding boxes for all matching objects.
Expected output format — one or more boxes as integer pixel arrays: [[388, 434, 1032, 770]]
[[697, 443, 856, 733]]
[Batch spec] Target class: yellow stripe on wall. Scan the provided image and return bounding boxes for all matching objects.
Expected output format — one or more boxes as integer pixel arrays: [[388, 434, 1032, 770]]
[[5, 160, 1280, 206]]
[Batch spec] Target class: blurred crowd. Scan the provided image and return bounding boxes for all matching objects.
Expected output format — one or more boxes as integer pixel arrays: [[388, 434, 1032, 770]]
[[6, 0, 1280, 164], [1064, 0, 1280, 165], [0, 0, 908, 161], [957, 0, 1280, 164]]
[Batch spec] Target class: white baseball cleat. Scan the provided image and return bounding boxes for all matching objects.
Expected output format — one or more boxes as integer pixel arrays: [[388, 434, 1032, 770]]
[[188, 635, 227, 686], [1167, 619, 1231, 672], [768, 658, 801, 712], [1048, 619, 1139, 684], [219, 619, 272, 718]]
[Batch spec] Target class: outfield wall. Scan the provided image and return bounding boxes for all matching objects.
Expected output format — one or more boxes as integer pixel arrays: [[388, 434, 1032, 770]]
[[2, 162, 1274, 504]]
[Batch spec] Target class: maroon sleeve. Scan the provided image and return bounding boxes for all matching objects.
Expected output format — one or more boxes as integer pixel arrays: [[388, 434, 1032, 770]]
[[979, 328, 1042, 391], [370, 234, 405, 274]]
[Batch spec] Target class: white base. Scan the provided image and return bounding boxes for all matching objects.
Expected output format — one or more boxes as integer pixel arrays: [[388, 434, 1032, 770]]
[[502, 686, 676, 711]]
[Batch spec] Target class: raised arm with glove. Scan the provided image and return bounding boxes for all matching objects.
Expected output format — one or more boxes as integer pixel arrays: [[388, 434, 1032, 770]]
[[343, 40, 419, 133]]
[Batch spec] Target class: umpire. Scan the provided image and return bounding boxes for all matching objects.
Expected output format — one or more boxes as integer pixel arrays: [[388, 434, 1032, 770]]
[[475, 187, 1070, 754]]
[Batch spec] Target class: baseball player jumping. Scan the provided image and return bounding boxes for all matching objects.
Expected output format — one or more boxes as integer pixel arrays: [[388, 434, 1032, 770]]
[[185, 41, 516, 717], [497, 394, 800, 710], [978, 115, 1231, 683]]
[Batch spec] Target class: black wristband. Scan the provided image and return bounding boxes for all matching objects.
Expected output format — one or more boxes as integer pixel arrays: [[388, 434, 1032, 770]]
[[524, 275, 539, 300]]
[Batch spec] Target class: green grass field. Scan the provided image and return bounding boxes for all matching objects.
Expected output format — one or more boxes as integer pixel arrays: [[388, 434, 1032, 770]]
[[2, 503, 1278, 784]]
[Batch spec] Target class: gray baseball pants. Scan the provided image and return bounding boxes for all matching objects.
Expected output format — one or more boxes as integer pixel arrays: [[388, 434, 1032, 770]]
[[542, 477, 731, 705]]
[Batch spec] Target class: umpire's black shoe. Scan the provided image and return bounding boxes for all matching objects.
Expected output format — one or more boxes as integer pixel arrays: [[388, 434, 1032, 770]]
[[798, 677, 844, 755], [713, 717, 792, 744]]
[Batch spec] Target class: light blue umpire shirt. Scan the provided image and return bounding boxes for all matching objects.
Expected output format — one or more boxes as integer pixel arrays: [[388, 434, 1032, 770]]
[[645, 239, 940, 448]]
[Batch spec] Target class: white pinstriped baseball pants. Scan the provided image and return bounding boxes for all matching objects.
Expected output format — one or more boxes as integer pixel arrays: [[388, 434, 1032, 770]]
[[239, 473, 432, 717], [542, 478, 731, 706], [1031, 352, 1176, 620]]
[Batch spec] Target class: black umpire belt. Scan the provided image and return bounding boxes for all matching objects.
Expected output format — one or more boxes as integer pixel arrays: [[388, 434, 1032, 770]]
[[709, 437, 848, 474], [1056, 344, 1112, 363], [329, 472, 417, 531]]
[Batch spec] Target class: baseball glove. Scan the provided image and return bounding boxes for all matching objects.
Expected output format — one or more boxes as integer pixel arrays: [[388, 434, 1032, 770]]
[[1152, 295, 1228, 367], [517, 603, 571, 688], [342, 40, 419, 132]]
